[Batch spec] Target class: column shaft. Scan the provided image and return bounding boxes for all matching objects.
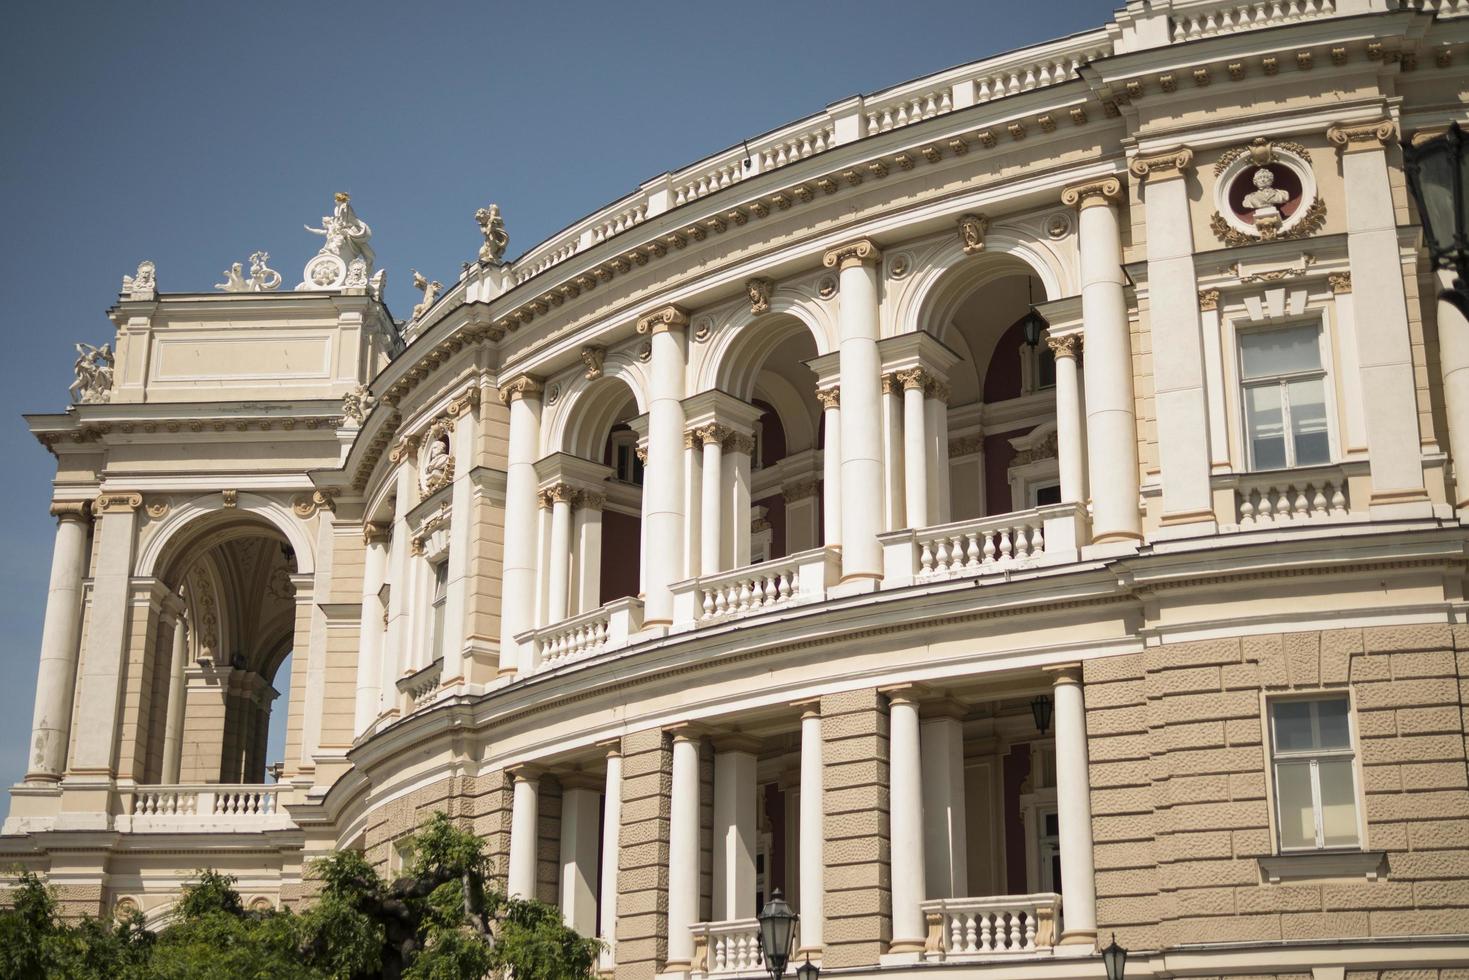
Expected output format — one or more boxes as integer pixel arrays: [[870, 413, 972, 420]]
[[887, 693, 927, 954], [666, 731, 701, 967], [798, 706, 824, 954], [926, 391, 950, 524], [919, 715, 968, 899], [353, 528, 389, 735], [881, 378, 905, 532], [1051, 339, 1086, 504], [902, 376, 928, 529], [25, 507, 90, 780], [508, 769, 541, 899], [820, 396, 841, 546], [559, 783, 602, 937], [1053, 667, 1097, 943], [712, 743, 758, 921], [572, 501, 603, 615], [643, 311, 689, 625], [701, 434, 724, 576], [382, 466, 415, 702], [724, 443, 753, 569], [598, 748, 622, 971], [160, 614, 189, 784], [500, 380, 544, 673], [830, 242, 885, 578], [546, 491, 574, 624], [68, 502, 140, 774]]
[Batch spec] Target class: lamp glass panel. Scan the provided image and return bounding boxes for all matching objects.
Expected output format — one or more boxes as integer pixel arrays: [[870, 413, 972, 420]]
[[1417, 142, 1457, 252]]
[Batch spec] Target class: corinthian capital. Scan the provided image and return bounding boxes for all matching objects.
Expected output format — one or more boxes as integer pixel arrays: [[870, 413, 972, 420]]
[[1127, 146, 1194, 182], [1060, 177, 1123, 210], [1045, 334, 1080, 358], [822, 238, 882, 271], [815, 386, 840, 410]]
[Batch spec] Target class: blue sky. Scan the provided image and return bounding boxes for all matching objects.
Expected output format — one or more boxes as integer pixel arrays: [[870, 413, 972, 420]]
[[0, 0, 1117, 792]]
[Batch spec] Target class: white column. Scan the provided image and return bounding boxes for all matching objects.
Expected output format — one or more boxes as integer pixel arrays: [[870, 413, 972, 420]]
[[1330, 284, 1370, 458], [880, 376, 905, 531], [1131, 149, 1215, 529], [818, 389, 841, 546], [701, 427, 725, 576], [1064, 178, 1141, 543], [920, 711, 969, 900], [598, 744, 623, 971], [926, 385, 951, 524], [382, 466, 415, 703], [899, 370, 929, 529], [797, 703, 824, 955], [1331, 120, 1428, 506], [683, 433, 703, 578], [1049, 335, 1086, 504], [499, 377, 544, 674], [24, 502, 90, 781], [559, 777, 602, 937], [724, 434, 754, 569], [712, 736, 759, 921], [1051, 665, 1097, 944], [666, 727, 701, 968], [573, 495, 604, 615], [546, 484, 575, 624], [886, 689, 927, 956], [442, 389, 480, 682], [353, 524, 390, 735], [160, 606, 189, 784], [1436, 267, 1469, 510], [640, 307, 689, 625], [508, 766, 541, 900], [68, 495, 141, 774], [825, 240, 885, 579]]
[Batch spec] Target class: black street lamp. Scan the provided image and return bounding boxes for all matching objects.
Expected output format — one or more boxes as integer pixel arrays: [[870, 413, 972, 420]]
[[756, 889, 798, 979], [1030, 693, 1054, 735], [1403, 121, 1469, 319], [1101, 932, 1128, 980]]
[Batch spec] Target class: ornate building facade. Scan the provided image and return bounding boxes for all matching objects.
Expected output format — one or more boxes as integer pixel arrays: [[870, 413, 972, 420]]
[[6, 1, 1469, 976]]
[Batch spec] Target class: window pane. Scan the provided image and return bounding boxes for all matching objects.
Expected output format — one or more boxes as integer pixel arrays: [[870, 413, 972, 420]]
[[1273, 700, 1316, 752], [1246, 385, 1287, 470], [1241, 325, 1321, 379], [1314, 698, 1351, 750], [1287, 377, 1331, 465], [1275, 761, 1317, 849], [1317, 758, 1360, 847]]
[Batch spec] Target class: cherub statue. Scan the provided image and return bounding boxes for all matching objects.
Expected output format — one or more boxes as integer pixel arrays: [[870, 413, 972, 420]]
[[411, 269, 443, 320], [216, 262, 248, 292], [475, 204, 509, 265], [1243, 168, 1290, 212], [69, 342, 115, 404]]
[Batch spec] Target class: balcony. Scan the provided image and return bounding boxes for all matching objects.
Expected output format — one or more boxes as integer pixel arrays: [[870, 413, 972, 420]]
[[1216, 462, 1367, 532], [879, 503, 1087, 589], [921, 892, 1062, 961], [396, 657, 444, 713], [520, 596, 645, 673], [123, 784, 292, 832], [672, 546, 841, 630]]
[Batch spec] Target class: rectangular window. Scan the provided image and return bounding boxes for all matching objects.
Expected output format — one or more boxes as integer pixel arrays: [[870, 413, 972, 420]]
[[1269, 697, 1360, 851], [430, 560, 449, 661], [1239, 324, 1331, 470]]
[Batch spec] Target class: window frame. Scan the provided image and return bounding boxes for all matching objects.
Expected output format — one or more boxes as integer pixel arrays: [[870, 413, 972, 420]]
[[429, 558, 449, 662], [1235, 320, 1335, 472], [1265, 693, 1364, 854]]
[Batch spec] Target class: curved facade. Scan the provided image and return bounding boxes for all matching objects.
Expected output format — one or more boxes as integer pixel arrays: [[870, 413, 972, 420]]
[[7, 1, 1469, 975]]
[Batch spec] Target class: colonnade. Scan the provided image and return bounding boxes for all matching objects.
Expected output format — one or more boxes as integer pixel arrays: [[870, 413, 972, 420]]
[[502, 672, 1098, 968]]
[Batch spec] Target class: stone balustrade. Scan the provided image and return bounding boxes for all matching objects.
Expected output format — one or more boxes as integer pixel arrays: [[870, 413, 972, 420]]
[[125, 785, 289, 831], [523, 596, 644, 672], [879, 503, 1086, 589], [1168, 0, 1336, 42], [671, 546, 841, 630], [920, 892, 1062, 960], [396, 657, 444, 713], [690, 918, 764, 978], [1222, 463, 1364, 530]]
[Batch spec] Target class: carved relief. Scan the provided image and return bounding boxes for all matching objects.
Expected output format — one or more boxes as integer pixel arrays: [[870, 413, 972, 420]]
[[1210, 139, 1321, 245], [342, 384, 376, 425], [746, 277, 773, 315], [581, 346, 605, 380], [419, 421, 455, 495], [958, 214, 988, 255]]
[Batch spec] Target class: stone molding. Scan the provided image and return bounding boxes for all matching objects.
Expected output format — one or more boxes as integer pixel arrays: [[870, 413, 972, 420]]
[[92, 492, 142, 516], [822, 238, 881, 270], [50, 500, 92, 522]]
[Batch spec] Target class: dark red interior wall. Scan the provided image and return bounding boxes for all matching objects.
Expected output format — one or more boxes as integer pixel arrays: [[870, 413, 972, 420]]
[[599, 510, 641, 604], [1003, 743, 1032, 895]]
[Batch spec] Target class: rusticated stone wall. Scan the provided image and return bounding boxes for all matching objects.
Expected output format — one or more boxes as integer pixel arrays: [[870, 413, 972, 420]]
[[362, 772, 511, 892], [1087, 624, 1469, 950], [821, 688, 891, 968], [615, 727, 671, 980]]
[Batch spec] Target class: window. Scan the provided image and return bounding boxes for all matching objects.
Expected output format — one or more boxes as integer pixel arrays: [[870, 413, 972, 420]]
[[1032, 482, 1062, 507], [610, 432, 644, 485], [1269, 697, 1360, 851], [1239, 324, 1331, 470], [1036, 346, 1056, 390], [429, 560, 448, 661]]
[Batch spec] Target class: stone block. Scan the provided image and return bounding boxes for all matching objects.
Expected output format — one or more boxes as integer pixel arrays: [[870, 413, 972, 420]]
[[1095, 895, 1161, 926], [1321, 880, 1414, 910], [1088, 705, 1149, 736], [1234, 884, 1322, 913], [1166, 744, 1268, 778], [1094, 785, 1158, 815], [1148, 638, 1242, 670], [1174, 885, 1236, 916], [1390, 850, 1469, 879], [1094, 813, 1155, 843], [1162, 774, 1231, 807], [1395, 706, 1462, 734], [1412, 879, 1469, 907], [1164, 719, 1229, 751], [1284, 631, 1321, 687], [1092, 678, 1152, 708], [1365, 789, 1469, 822], [1281, 910, 1368, 940], [1161, 912, 1281, 944], [1084, 654, 1144, 683], [1351, 654, 1393, 682], [1221, 662, 1262, 691], [1398, 762, 1469, 792], [1090, 733, 1154, 761], [1159, 857, 1262, 888], [1225, 717, 1264, 746], [1159, 690, 1262, 725], [1355, 678, 1460, 711], [1361, 734, 1464, 765], [1363, 625, 1453, 653], [1369, 907, 1469, 935], [1163, 830, 1234, 861], [1389, 650, 1458, 679]]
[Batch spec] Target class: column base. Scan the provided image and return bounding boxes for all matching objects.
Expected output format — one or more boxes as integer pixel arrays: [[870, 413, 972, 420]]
[[880, 941, 926, 965], [1060, 928, 1098, 946], [496, 667, 519, 678]]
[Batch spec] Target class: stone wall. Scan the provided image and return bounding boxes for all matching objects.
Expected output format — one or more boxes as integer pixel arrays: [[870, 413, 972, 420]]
[[821, 688, 891, 968], [616, 728, 672, 980], [1086, 625, 1469, 950]]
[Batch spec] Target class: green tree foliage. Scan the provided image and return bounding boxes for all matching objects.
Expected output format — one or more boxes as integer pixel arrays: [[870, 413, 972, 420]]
[[0, 813, 601, 979]]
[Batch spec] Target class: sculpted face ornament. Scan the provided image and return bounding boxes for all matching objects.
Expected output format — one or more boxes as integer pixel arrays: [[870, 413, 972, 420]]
[[746, 277, 773, 315], [121, 260, 156, 296]]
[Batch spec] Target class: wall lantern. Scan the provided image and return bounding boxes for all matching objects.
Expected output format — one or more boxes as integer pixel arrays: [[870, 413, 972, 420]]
[[1403, 121, 1469, 318], [757, 888, 798, 979], [1021, 276, 1049, 348], [1102, 933, 1128, 980], [796, 953, 821, 980], [1030, 693, 1054, 735]]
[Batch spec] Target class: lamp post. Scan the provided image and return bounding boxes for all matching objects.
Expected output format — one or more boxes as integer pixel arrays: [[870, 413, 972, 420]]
[[1101, 932, 1128, 980], [1403, 121, 1469, 319], [756, 889, 799, 979]]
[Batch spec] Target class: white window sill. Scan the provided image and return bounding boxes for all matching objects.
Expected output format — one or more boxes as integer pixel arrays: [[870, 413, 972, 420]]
[[1256, 849, 1386, 883]]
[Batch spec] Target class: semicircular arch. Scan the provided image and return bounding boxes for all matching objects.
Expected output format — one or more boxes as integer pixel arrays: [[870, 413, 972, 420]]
[[139, 492, 314, 581], [699, 296, 832, 399], [544, 357, 648, 460]]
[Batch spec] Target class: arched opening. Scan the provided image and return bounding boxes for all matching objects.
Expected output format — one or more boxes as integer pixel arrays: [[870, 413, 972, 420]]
[[923, 257, 1062, 523], [146, 513, 300, 785]]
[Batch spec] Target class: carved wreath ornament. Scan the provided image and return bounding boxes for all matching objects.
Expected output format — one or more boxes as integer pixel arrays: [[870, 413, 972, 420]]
[[1209, 137, 1324, 246]]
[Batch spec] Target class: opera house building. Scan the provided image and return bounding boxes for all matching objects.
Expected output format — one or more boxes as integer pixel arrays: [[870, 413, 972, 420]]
[[6, 1, 1469, 976]]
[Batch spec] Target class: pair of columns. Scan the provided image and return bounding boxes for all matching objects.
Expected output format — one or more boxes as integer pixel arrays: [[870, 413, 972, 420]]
[[883, 367, 953, 531], [538, 473, 609, 629], [885, 673, 1096, 954], [683, 390, 764, 578]]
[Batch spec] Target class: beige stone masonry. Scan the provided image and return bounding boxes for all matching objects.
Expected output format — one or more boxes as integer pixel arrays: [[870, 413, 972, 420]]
[[616, 727, 671, 980], [821, 688, 890, 968]]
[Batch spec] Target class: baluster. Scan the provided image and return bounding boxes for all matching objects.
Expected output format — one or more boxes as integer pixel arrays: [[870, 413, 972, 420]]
[[1238, 491, 1255, 526], [713, 587, 727, 617], [1291, 485, 1309, 520], [1032, 524, 1045, 555], [965, 532, 981, 568], [934, 536, 952, 573], [949, 535, 964, 571], [919, 539, 935, 574], [999, 528, 1014, 561], [1024, 908, 1038, 950], [1310, 484, 1327, 518], [702, 589, 715, 619], [980, 910, 994, 951], [983, 531, 997, 564], [1014, 525, 1031, 560], [1329, 483, 1347, 516], [1273, 488, 1291, 523], [778, 571, 793, 602]]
